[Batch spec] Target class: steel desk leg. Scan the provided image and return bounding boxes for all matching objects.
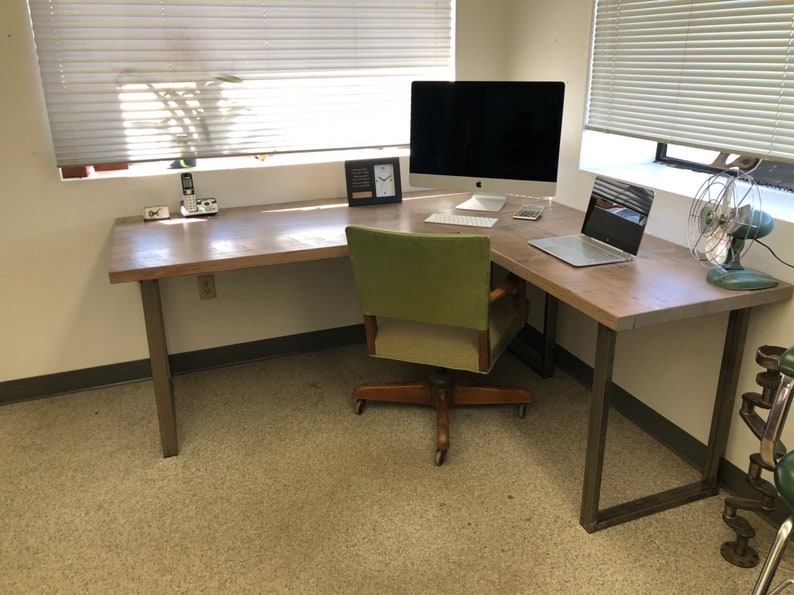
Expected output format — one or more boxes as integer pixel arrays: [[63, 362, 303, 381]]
[[541, 294, 558, 379], [579, 308, 751, 532], [580, 323, 616, 532], [140, 279, 178, 457], [704, 307, 751, 483]]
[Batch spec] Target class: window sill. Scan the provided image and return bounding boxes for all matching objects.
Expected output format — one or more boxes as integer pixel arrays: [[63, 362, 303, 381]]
[[579, 131, 794, 224], [582, 162, 794, 224], [62, 147, 409, 181]]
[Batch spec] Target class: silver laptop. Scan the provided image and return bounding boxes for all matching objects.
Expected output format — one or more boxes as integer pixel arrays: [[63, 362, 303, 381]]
[[528, 176, 654, 267]]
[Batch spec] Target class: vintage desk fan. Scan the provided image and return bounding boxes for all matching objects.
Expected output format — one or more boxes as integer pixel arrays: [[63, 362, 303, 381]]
[[687, 170, 778, 290]]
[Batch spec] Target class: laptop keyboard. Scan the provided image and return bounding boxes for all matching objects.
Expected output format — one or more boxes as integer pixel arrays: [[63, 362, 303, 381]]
[[558, 235, 621, 260], [534, 234, 628, 266]]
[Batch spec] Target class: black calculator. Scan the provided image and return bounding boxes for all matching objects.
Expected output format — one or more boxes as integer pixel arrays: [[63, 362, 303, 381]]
[[512, 204, 545, 220]]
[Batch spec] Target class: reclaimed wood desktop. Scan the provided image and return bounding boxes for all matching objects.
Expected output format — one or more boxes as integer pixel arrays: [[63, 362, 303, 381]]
[[109, 190, 792, 533]]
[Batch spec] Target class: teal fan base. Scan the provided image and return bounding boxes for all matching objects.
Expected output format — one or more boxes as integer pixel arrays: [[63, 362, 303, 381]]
[[707, 266, 779, 290]]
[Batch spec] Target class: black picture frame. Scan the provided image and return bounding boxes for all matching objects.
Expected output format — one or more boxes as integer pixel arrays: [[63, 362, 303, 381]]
[[344, 157, 402, 206]]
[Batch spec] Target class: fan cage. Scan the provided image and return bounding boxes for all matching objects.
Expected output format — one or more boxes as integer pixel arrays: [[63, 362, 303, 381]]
[[687, 169, 763, 269]]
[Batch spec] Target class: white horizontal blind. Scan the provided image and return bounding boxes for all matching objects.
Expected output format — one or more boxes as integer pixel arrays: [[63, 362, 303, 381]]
[[586, 0, 794, 163], [27, 0, 454, 167]]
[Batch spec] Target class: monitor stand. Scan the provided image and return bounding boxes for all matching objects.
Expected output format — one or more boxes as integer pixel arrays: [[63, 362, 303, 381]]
[[455, 194, 507, 213]]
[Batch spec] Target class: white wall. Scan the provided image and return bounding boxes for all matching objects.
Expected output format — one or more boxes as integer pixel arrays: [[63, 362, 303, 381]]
[[3, 0, 794, 472], [0, 0, 508, 381], [455, 0, 510, 80], [506, 0, 794, 468], [0, 2, 396, 377]]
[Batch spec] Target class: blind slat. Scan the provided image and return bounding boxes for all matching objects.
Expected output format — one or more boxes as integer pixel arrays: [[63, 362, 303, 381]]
[[28, 0, 453, 167]]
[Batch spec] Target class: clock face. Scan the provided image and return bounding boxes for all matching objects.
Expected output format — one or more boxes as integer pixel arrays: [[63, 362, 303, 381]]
[[374, 163, 396, 197]]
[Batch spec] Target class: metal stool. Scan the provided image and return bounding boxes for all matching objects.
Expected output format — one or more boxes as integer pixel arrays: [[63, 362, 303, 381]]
[[752, 346, 794, 595], [723, 345, 794, 567]]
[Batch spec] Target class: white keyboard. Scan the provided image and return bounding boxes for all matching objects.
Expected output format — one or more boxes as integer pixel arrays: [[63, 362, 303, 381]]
[[424, 212, 499, 228]]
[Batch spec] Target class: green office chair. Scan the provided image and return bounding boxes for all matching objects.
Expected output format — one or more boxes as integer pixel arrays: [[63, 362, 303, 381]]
[[345, 225, 533, 465], [753, 345, 794, 595]]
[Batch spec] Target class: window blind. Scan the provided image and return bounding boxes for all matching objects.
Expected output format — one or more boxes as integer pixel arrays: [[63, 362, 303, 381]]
[[27, 0, 454, 167], [586, 0, 794, 163]]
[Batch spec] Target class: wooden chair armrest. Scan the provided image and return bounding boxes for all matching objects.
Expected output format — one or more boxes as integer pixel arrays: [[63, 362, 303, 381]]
[[489, 273, 528, 326], [489, 273, 520, 304]]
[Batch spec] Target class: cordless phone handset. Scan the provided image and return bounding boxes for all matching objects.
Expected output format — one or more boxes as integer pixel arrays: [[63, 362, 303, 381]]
[[181, 173, 197, 213]]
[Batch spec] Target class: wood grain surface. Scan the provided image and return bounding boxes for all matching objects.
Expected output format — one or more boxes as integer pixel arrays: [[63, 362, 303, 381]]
[[109, 191, 792, 331]]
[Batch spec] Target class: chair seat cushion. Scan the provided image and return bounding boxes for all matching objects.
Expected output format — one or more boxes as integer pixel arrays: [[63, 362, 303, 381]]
[[372, 297, 521, 373]]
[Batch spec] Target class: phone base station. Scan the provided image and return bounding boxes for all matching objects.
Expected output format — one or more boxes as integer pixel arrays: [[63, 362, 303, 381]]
[[181, 198, 219, 217]]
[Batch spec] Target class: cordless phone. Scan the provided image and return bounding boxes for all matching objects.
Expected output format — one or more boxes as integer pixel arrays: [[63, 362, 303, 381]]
[[180, 172, 219, 217]]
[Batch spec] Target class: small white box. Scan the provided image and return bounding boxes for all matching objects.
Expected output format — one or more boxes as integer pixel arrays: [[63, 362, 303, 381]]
[[143, 206, 170, 221]]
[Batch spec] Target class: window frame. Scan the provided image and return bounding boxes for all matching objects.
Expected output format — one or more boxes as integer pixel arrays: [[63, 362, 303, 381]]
[[654, 144, 736, 176], [656, 142, 794, 194]]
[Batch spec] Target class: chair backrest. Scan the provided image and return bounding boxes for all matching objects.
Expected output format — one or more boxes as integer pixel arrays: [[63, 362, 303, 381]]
[[345, 225, 492, 330]]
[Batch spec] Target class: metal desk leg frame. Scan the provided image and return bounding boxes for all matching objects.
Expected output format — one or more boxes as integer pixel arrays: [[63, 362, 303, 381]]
[[541, 294, 559, 379], [579, 308, 751, 532], [140, 279, 178, 457]]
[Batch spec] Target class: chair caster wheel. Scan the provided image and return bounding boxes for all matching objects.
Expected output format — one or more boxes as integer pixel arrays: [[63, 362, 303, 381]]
[[435, 449, 447, 466], [354, 399, 366, 415], [518, 404, 527, 418]]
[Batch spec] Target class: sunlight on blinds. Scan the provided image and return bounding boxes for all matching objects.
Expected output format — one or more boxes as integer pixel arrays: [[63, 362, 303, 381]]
[[28, 1, 454, 167]]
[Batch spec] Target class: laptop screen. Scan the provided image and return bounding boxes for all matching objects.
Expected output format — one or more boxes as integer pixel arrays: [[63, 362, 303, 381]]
[[582, 177, 655, 255]]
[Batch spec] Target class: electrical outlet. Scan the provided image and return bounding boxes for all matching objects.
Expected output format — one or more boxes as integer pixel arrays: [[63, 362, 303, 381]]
[[197, 274, 216, 300]]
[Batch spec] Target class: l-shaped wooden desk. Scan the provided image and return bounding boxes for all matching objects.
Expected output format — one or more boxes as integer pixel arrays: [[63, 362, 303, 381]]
[[109, 190, 792, 532]]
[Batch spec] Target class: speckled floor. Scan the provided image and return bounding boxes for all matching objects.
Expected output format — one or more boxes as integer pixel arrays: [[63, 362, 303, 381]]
[[1, 344, 792, 594]]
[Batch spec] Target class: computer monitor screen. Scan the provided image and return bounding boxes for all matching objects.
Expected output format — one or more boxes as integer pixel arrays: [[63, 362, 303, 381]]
[[409, 81, 565, 207]]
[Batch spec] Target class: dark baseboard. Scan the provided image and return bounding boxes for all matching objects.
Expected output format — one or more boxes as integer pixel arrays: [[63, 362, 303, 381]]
[[1, 324, 365, 405], [168, 324, 365, 375], [3, 322, 782, 527], [510, 327, 706, 471], [1, 359, 153, 406]]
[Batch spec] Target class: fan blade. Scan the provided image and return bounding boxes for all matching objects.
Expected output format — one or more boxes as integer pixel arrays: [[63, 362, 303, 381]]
[[727, 204, 752, 235], [704, 233, 731, 264], [720, 178, 735, 212]]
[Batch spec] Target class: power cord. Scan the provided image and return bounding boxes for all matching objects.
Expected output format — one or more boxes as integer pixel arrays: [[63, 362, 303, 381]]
[[756, 238, 794, 268]]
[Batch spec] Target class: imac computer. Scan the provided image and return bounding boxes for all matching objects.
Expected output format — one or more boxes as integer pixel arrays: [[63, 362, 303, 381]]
[[409, 81, 565, 212]]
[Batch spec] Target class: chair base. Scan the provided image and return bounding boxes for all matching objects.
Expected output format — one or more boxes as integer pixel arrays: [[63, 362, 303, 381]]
[[352, 370, 532, 465]]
